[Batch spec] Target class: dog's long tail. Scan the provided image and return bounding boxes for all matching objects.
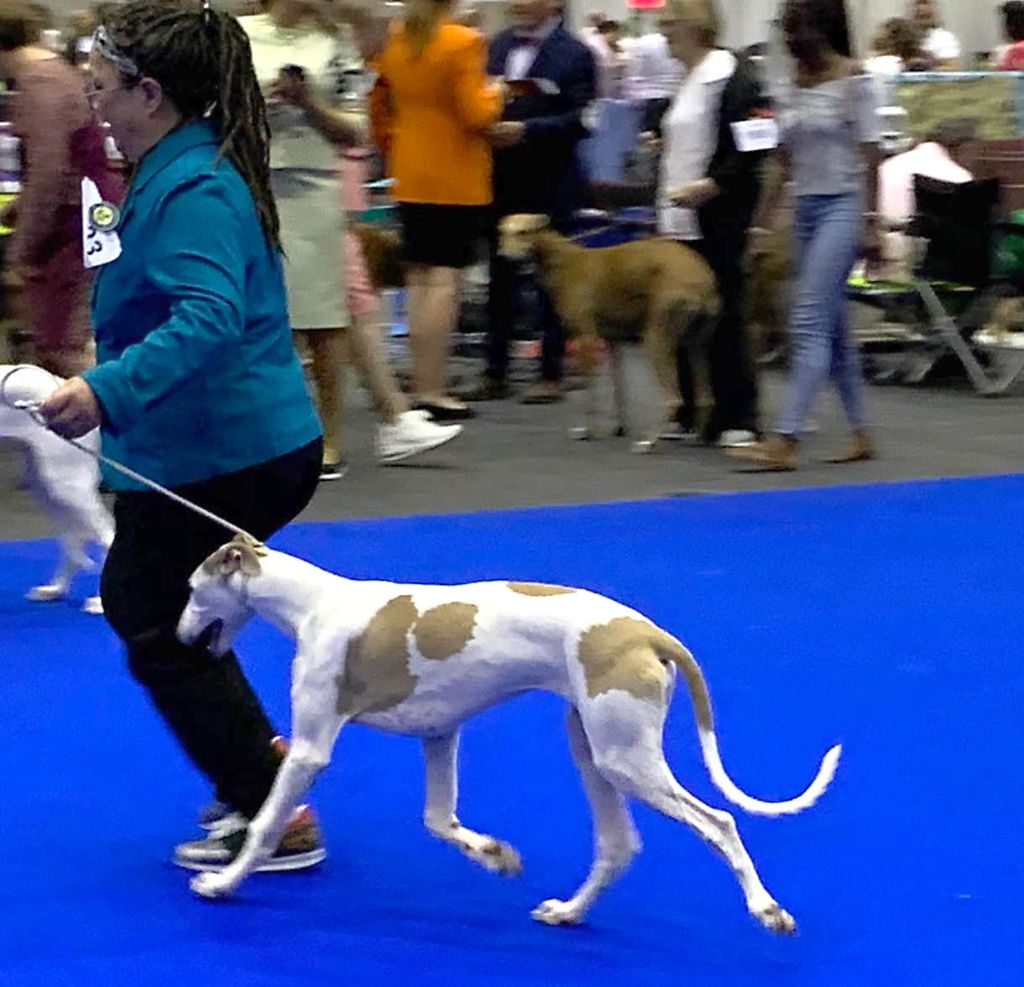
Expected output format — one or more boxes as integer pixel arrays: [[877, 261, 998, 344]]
[[658, 636, 841, 817]]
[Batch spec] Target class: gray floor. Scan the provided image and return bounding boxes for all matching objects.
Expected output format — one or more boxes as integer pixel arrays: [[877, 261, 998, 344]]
[[2, 350, 1022, 541]]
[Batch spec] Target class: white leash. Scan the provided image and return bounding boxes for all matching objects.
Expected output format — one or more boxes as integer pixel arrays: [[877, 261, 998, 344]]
[[1, 364, 257, 542]]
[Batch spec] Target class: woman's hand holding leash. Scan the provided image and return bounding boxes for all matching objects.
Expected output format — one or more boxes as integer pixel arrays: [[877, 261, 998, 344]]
[[38, 377, 102, 439]]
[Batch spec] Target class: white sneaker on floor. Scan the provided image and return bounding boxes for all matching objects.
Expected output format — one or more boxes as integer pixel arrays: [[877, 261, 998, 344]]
[[717, 429, 758, 448], [377, 410, 463, 464]]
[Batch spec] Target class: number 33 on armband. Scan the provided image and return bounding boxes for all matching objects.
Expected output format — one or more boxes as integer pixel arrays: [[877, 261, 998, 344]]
[[81, 177, 123, 270]]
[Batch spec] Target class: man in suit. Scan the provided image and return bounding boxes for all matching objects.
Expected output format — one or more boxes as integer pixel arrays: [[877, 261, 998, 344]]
[[466, 0, 596, 404]]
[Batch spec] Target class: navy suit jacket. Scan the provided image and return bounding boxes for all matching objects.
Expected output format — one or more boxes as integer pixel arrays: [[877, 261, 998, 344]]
[[487, 26, 596, 227]]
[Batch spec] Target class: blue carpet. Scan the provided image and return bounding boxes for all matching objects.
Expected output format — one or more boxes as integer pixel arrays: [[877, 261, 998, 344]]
[[1, 477, 1021, 986]]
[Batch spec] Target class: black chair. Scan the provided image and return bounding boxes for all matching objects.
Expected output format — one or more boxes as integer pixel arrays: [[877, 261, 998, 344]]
[[910, 175, 1024, 394], [848, 175, 1024, 394]]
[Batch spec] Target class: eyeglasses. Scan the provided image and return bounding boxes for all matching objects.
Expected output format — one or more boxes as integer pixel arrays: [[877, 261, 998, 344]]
[[83, 79, 137, 107]]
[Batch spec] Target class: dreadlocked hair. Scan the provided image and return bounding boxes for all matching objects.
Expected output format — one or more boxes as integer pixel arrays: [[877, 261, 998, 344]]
[[102, 0, 280, 250]]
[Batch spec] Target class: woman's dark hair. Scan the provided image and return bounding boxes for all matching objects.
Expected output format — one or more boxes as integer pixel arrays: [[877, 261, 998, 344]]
[[782, 0, 853, 68], [1004, 1, 1024, 43], [0, 0, 41, 52], [100, 0, 279, 249]]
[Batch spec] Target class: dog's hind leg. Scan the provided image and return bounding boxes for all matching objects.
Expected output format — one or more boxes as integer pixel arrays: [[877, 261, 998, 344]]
[[607, 343, 630, 438], [531, 707, 640, 927], [581, 690, 797, 935], [422, 732, 522, 876], [191, 692, 344, 899], [634, 306, 682, 454], [567, 327, 601, 442]]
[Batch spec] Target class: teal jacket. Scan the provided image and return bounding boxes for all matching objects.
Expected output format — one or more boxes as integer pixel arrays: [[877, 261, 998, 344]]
[[84, 121, 321, 491]]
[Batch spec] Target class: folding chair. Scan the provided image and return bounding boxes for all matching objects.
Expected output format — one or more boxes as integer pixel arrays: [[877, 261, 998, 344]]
[[912, 175, 1024, 394], [848, 176, 1024, 394]]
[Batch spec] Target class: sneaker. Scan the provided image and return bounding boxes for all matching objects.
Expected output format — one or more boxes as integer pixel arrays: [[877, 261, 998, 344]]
[[658, 421, 699, 442], [198, 800, 232, 830], [717, 429, 758, 449], [319, 458, 348, 481], [377, 410, 463, 464], [174, 805, 327, 873], [198, 736, 290, 830]]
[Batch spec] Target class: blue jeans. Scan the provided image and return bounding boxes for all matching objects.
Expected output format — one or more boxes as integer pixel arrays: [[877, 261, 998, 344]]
[[778, 193, 868, 436]]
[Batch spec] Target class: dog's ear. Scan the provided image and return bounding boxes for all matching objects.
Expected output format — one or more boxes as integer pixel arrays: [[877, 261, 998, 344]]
[[522, 214, 550, 233], [202, 540, 262, 578], [232, 532, 268, 558]]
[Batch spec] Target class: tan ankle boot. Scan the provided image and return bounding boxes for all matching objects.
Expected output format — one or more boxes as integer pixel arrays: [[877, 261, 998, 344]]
[[727, 434, 799, 471], [825, 429, 875, 464]]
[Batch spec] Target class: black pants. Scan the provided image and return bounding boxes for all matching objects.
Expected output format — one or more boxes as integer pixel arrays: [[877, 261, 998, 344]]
[[677, 227, 759, 437], [100, 438, 322, 819], [485, 210, 566, 384]]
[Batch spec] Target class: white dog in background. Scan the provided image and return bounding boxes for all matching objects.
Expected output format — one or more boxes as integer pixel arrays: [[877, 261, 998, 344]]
[[1, 365, 114, 614], [177, 535, 841, 932]]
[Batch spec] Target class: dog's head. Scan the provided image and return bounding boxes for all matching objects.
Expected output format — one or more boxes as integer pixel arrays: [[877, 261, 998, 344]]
[[176, 533, 267, 656], [498, 213, 550, 261]]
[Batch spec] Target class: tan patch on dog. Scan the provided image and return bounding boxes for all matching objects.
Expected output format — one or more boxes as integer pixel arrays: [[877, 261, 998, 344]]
[[337, 595, 419, 717], [414, 602, 478, 660], [507, 582, 576, 597], [577, 617, 673, 704]]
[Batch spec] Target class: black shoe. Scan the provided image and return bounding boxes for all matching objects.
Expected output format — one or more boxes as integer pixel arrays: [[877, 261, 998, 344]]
[[519, 381, 564, 405], [174, 806, 327, 873], [461, 377, 511, 401], [413, 401, 476, 422], [319, 457, 348, 481]]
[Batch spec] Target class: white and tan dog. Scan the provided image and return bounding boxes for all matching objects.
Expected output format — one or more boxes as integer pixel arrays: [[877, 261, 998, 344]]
[[1, 365, 113, 614], [178, 535, 841, 931]]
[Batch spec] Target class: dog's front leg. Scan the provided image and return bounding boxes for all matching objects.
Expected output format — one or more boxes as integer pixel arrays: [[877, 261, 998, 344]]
[[191, 684, 343, 900], [422, 733, 522, 876], [190, 739, 329, 899]]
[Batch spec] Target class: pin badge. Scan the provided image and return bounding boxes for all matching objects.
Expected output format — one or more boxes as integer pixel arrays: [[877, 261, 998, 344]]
[[89, 201, 120, 232]]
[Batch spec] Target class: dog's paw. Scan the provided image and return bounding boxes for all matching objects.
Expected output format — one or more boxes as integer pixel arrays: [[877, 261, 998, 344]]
[[474, 838, 522, 877], [630, 439, 656, 455], [82, 596, 104, 616], [754, 902, 797, 936], [568, 426, 591, 442], [531, 898, 583, 927], [26, 584, 66, 603], [190, 872, 235, 900]]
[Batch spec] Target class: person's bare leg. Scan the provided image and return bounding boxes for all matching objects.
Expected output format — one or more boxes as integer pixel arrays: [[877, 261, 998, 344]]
[[345, 311, 407, 425], [297, 327, 347, 465], [406, 264, 465, 409]]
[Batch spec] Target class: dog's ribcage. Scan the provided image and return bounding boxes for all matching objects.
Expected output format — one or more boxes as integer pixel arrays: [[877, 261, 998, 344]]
[[297, 580, 658, 737]]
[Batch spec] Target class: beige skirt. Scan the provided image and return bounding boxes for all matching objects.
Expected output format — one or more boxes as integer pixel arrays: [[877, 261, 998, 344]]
[[271, 167, 348, 330]]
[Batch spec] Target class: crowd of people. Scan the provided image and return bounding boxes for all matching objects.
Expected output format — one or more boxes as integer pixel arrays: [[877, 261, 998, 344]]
[[0, 0, 1016, 869]]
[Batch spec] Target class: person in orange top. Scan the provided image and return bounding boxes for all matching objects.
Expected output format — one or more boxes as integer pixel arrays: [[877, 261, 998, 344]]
[[370, 0, 503, 420]]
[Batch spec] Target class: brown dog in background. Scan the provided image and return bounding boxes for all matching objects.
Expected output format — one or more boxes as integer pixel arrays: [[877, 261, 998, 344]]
[[499, 214, 720, 451], [353, 223, 406, 291]]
